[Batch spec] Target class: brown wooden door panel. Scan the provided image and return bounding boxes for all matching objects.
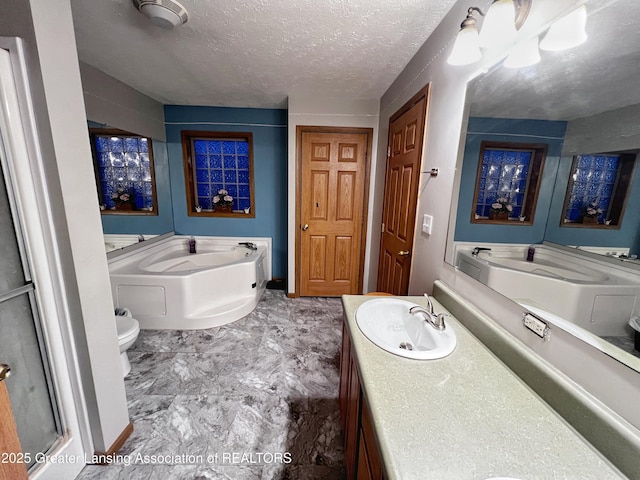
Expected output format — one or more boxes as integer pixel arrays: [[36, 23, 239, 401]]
[[401, 165, 416, 239], [0, 383, 28, 480], [300, 130, 369, 296], [377, 86, 430, 295]]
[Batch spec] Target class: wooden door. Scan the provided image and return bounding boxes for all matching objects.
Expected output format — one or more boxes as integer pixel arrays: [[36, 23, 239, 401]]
[[377, 86, 429, 295], [0, 380, 28, 480], [299, 129, 370, 296]]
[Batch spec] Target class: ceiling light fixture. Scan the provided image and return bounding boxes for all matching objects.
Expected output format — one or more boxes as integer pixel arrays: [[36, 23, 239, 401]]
[[132, 0, 188, 29]]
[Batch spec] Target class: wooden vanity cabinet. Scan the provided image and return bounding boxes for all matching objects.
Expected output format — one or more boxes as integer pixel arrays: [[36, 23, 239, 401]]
[[339, 320, 385, 480]]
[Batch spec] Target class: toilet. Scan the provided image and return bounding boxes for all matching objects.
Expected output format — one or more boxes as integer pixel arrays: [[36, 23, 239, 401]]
[[116, 314, 140, 377]]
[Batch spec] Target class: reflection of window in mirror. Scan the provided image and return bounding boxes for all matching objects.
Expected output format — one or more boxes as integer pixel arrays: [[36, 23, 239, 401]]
[[561, 153, 636, 228], [471, 141, 547, 225], [181, 131, 255, 218], [90, 128, 158, 215]]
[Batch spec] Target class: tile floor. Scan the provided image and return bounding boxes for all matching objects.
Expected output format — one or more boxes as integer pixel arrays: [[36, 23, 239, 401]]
[[76, 290, 346, 480]]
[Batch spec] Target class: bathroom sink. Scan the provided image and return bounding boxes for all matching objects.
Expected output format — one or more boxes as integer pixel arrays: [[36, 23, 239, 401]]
[[355, 298, 456, 360]]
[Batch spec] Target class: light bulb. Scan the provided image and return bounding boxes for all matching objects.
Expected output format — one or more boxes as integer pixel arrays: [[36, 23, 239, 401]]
[[447, 22, 482, 66], [540, 5, 587, 51], [478, 0, 517, 49], [504, 36, 541, 68]]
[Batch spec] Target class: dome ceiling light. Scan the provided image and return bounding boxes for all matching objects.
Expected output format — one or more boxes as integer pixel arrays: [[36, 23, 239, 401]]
[[132, 0, 189, 29]]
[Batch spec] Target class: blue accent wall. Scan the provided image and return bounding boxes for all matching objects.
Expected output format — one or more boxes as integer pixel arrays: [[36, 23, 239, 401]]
[[164, 106, 288, 277], [454, 117, 567, 244]]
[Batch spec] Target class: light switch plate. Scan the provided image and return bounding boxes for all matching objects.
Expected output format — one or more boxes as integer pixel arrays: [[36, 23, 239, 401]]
[[422, 214, 433, 235]]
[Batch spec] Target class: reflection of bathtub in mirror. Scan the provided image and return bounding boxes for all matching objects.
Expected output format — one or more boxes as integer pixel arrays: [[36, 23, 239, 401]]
[[105, 232, 173, 257], [455, 244, 640, 337]]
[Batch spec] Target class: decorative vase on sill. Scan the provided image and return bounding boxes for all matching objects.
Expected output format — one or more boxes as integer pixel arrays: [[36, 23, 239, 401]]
[[489, 210, 509, 221], [215, 204, 233, 213], [212, 189, 234, 213], [488, 197, 513, 221]]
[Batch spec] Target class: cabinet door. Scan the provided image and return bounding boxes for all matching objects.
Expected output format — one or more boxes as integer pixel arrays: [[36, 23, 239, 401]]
[[357, 430, 373, 480], [339, 321, 351, 431], [361, 398, 385, 480]]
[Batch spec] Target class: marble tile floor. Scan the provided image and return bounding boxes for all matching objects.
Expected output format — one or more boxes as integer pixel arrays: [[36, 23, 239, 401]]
[[77, 290, 347, 480]]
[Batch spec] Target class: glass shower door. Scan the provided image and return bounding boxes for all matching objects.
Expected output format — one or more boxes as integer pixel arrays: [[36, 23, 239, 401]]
[[0, 140, 60, 469]]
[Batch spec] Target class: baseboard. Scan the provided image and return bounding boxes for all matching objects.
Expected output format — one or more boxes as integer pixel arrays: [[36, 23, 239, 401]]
[[93, 422, 133, 464]]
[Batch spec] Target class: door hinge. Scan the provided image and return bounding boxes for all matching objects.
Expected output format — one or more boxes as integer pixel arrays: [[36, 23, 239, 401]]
[[387, 146, 391, 159], [381, 222, 385, 233]]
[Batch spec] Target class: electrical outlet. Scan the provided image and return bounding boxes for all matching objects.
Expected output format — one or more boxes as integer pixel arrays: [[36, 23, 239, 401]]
[[523, 313, 548, 339]]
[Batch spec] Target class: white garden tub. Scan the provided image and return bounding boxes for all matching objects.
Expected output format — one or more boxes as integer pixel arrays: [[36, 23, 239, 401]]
[[108, 236, 271, 329]]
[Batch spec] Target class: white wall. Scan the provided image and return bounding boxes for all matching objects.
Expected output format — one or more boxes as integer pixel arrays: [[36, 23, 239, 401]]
[[0, 0, 130, 453], [564, 102, 640, 155], [380, 0, 640, 431], [287, 96, 379, 294]]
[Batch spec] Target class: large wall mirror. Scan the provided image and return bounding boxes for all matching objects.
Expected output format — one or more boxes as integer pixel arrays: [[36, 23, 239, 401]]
[[88, 121, 175, 255], [446, 0, 640, 373]]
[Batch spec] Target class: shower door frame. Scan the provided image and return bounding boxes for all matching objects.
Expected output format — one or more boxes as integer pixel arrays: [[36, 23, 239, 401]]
[[0, 38, 90, 479]]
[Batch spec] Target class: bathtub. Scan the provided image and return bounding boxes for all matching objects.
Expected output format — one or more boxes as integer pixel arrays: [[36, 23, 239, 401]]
[[108, 236, 271, 329], [456, 245, 640, 336]]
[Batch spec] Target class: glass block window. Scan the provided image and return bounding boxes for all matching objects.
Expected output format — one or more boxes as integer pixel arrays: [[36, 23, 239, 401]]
[[90, 129, 157, 215], [475, 148, 531, 219], [563, 154, 619, 223], [561, 153, 636, 228], [182, 131, 255, 217], [471, 141, 548, 225]]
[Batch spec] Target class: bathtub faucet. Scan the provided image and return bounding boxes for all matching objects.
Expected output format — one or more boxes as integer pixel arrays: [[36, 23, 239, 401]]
[[472, 247, 491, 257], [238, 242, 257, 250]]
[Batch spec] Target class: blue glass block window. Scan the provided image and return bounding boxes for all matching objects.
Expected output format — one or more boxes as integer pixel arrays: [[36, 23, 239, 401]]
[[91, 130, 156, 214], [563, 154, 620, 223], [475, 148, 532, 219], [182, 132, 254, 217], [471, 142, 548, 225]]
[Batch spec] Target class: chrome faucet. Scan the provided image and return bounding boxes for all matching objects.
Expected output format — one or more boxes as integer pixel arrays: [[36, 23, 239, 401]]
[[238, 242, 257, 250], [472, 247, 491, 257], [409, 294, 446, 331]]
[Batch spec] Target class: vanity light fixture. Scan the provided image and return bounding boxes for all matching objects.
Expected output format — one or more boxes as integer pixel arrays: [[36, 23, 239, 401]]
[[539, 5, 588, 51], [448, 1, 588, 68], [447, 0, 532, 66], [132, 0, 188, 29], [503, 35, 541, 68], [447, 7, 484, 66], [477, 0, 518, 48]]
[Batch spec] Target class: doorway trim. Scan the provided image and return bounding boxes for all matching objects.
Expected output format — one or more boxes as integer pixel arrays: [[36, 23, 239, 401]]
[[294, 125, 373, 297]]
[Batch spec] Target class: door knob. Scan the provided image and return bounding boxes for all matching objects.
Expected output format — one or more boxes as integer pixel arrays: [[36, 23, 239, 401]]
[[0, 364, 11, 382], [398, 250, 411, 256], [302, 224, 309, 231]]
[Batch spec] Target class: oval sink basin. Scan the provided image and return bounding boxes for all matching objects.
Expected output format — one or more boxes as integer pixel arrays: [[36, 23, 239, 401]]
[[355, 298, 456, 360]]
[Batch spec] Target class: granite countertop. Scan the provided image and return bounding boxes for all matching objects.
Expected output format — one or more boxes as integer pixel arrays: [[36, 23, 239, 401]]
[[341, 295, 627, 480]]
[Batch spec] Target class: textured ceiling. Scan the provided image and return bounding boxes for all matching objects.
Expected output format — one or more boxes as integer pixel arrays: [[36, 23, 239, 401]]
[[469, 0, 635, 121], [70, 0, 458, 109]]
